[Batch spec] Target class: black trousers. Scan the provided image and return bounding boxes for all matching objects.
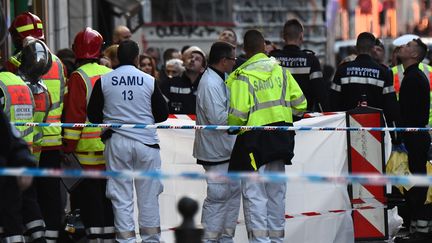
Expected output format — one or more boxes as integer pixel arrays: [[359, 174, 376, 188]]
[[0, 177, 24, 237], [22, 183, 46, 240], [404, 132, 432, 221], [36, 150, 63, 236], [70, 178, 114, 239]]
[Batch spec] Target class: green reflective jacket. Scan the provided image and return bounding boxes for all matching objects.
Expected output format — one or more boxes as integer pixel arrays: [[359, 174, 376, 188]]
[[227, 53, 307, 126]]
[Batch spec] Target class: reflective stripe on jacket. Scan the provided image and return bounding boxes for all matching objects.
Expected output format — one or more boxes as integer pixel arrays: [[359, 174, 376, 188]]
[[393, 63, 432, 125], [0, 72, 35, 152], [227, 53, 307, 127], [41, 54, 67, 147], [32, 84, 51, 160], [63, 63, 111, 165]]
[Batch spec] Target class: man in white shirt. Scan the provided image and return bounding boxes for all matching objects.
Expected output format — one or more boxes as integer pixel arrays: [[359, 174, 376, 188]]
[[88, 40, 168, 243], [193, 41, 240, 243]]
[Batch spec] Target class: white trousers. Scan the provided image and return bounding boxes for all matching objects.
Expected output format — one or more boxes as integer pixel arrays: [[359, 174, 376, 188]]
[[202, 163, 241, 243], [105, 134, 163, 243], [242, 160, 286, 243]]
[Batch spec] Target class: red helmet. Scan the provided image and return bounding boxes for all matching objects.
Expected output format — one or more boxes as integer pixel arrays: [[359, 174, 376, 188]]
[[73, 27, 103, 59], [9, 12, 44, 45]]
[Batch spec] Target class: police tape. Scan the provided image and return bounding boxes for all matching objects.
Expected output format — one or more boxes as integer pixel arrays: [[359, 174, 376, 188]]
[[10, 122, 432, 132], [160, 204, 388, 232], [0, 167, 431, 186]]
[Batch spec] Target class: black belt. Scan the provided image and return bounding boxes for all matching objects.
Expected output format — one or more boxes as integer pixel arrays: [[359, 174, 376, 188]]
[[102, 129, 160, 149]]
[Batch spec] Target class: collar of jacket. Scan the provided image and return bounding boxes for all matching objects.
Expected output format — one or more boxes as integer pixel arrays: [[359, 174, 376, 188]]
[[355, 54, 374, 62], [403, 62, 421, 75], [209, 66, 225, 80], [236, 53, 269, 70], [283, 44, 300, 51]]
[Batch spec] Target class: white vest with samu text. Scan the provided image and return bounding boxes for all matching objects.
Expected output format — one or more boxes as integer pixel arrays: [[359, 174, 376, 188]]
[[101, 65, 158, 144]]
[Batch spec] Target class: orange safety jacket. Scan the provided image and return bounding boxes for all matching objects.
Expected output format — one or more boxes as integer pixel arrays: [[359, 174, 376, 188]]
[[32, 85, 51, 160], [63, 62, 111, 167], [40, 54, 67, 149]]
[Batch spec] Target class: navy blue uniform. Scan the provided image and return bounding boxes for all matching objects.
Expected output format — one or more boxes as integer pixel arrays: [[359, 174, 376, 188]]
[[160, 73, 202, 114], [399, 63, 431, 224], [270, 45, 330, 111], [330, 54, 399, 124]]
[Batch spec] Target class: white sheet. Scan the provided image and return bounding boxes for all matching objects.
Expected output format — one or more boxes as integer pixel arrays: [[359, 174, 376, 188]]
[[155, 113, 354, 243]]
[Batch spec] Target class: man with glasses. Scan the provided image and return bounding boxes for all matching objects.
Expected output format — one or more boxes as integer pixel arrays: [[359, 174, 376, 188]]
[[227, 29, 307, 243], [193, 41, 240, 243]]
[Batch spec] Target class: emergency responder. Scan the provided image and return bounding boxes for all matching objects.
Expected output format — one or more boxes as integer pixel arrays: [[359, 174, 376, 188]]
[[87, 40, 169, 243], [394, 38, 432, 243], [63, 27, 114, 242], [330, 32, 399, 126], [227, 29, 307, 243], [0, 109, 37, 243], [0, 50, 39, 242], [16, 37, 52, 243], [193, 41, 241, 242], [8, 12, 67, 241], [270, 18, 330, 112], [391, 35, 432, 127]]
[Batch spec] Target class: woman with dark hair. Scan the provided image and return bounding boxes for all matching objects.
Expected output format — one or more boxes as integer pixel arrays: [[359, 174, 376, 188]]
[[139, 53, 159, 80]]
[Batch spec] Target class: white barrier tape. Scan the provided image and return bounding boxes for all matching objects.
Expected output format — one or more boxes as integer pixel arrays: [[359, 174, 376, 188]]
[[1, 168, 431, 186], [160, 203, 388, 232], [10, 122, 432, 132]]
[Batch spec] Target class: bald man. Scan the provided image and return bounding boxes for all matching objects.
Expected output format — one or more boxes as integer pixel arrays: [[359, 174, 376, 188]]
[[112, 25, 132, 44]]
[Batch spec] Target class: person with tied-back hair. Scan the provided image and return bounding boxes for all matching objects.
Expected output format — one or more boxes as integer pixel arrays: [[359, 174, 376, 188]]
[[226, 29, 307, 243], [88, 40, 168, 243], [103, 44, 120, 68]]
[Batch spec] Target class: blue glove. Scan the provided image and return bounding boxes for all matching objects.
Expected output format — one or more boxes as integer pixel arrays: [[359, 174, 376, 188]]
[[392, 143, 408, 153]]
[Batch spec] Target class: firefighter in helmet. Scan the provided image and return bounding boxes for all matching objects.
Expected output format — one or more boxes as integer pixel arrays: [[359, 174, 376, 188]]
[[63, 27, 115, 241], [0, 37, 52, 243], [7, 12, 67, 242]]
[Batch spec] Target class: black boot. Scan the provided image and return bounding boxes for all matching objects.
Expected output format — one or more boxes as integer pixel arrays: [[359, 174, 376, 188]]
[[394, 232, 431, 243]]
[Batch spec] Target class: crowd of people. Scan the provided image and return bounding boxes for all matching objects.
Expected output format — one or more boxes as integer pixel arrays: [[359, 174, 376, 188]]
[[0, 10, 431, 243]]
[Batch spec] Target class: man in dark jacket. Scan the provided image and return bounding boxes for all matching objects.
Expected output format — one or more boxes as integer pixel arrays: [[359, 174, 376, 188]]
[[330, 32, 399, 126], [270, 18, 330, 112], [394, 38, 432, 243], [0, 109, 36, 243]]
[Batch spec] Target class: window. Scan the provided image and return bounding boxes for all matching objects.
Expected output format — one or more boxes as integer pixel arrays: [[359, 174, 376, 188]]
[[151, 0, 233, 25]]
